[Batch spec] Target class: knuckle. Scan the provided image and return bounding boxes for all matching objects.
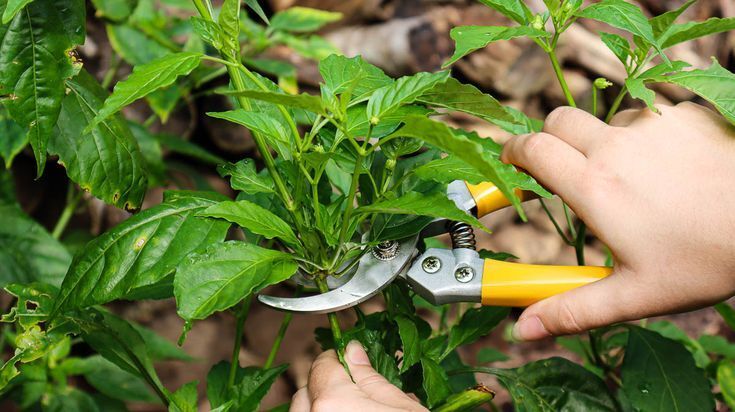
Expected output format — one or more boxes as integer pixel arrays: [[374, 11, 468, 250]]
[[545, 106, 576, 130], [518, 132, 550, 160], [357, 373, 386, 389], [555, 300, 584, 334]]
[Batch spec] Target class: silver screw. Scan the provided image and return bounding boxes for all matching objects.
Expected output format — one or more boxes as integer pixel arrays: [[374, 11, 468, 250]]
[[454, 266, 474, 283], [421, 256, 441, 274], [372, 241, 399, 261]]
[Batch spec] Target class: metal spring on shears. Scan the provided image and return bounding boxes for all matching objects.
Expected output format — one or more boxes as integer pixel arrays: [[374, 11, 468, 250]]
[[448, 221, 476, 250]]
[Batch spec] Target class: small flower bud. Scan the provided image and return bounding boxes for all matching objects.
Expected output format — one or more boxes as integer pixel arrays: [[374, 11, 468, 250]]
[[386, 158, 396, 170], [531, 14, 544, 30], [370, 116, 380, 125], [313, 144, 325, 153], [594, 78, 613, 89]]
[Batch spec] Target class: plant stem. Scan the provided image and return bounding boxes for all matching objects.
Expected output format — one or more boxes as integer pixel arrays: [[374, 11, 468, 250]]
[[52, 185, 82, 240], [264, 287, 301, 369], [228, 296, 253, 387], [574, 221, 586, 266], [315, 278, 349, 375], [605, 86, 628, 123], [539, 199, 573, 245], [434, 386, 495, 412], [101, 54, 121, 89], [547, 50, 576, 108], [592, 86, 598, 118]]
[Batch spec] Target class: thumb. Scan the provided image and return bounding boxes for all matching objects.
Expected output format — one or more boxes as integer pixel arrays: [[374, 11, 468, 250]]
[[512, 270, 641, 340], [345, 341, 421, 409]]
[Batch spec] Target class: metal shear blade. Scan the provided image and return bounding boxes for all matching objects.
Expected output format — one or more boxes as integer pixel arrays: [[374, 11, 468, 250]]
[[257, 236, 419, 314]]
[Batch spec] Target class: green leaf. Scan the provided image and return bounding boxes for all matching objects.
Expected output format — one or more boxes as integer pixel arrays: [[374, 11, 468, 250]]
[[218, 0, 240, 40], [91, 52, 202, 128], [699, 334, 735, 359], [646, 320, 709, 369], [207, 110, 293, 159], [207, 362, 287, 411], [599, 32, 631, 69], [169, 381, 198, 412], [51, 70, 147, 210], [52, 192, 229, 314], [1, 0, 34, 23], [174, 241, 297, 321], [477, 347, 510, 364], [218, 159, 275, 195], [154, 132, 225, 165], [650, 0, 695, 38], [656, 60, 735, 124], [270, 6, 341, 33], [576, 0, 661, 55], [660, 17, 735, 49], [489, 357, 617, 411], [418, 77, 515, 124], [477, 0, 529, 24], [444, 26, 548, 67], [715, 302, 735, 330], [0, 106, 26, 168], [625, 77, 656, 111], [79, 356, 157, 402], [442, 307, 509, 359], [244, 0, 268, 25], [718, 360, 735, 410], [107, 23, 170, 65], [387, 116, 549, 219], [199, 200, 300, 247], [414, 156, 484, 184], [421, 357, 452, 408], [0, 204, 71, 288], [46, 388, 101, 412], [221, 89, 325, 115], [78, 309, 165, 393], [90, 0, 138, 22], [366, 71, 450, 123], [318, 54, 392, 100], [356, 191, 488, 232], [621, 325, 714, 412], [395, 316, 421, 372], [131, 323, 193, 362], [0, 0, 85, 176]]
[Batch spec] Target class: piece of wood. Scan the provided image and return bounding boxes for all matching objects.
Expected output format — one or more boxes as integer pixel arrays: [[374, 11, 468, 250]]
[[325, 14, 453, 75]]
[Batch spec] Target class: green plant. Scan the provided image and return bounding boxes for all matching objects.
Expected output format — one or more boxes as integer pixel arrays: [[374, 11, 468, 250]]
[[1, 0, 735, 410]]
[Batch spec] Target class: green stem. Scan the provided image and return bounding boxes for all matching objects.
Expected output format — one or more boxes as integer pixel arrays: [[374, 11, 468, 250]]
[[547, 50, 576, 108], [605, 86, 628, 123], [228, 297, 253, 387], [315, 278, 349, 375], [101, 54, 121, 90], [434, 386, 495, 412], [592, 86, 598, 118], [264, 287, 301, 369], [574, 221, 586, 266], [52, 185, 82, 240], [539, 199, 573, 245], [226, 64, 296, 212]]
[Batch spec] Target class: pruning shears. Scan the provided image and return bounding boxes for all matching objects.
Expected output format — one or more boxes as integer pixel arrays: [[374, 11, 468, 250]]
[[258, 181, 612, 313]]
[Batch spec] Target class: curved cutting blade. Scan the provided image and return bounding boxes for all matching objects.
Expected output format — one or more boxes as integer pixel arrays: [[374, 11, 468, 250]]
[[258, 236, 419, 314]]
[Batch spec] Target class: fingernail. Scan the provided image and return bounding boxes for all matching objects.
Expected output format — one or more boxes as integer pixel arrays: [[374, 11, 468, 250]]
[[345, 341, 370, 366], [512, 316, 550, 341]]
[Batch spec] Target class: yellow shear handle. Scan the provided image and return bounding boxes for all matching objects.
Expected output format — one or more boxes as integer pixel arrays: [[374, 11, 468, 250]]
[[466, 182, 525, 217], [482, 260, 613, 307]]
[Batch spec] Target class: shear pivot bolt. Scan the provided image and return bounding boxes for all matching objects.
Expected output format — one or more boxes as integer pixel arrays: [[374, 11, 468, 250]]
[[372, 241, 399, 261], [454, 266, 474, 283], [422, 256, 441, 274]]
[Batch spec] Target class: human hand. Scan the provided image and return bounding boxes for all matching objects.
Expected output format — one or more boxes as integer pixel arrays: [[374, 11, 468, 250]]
[[290, 341, 427, 412], [501, 102, 735, 341]]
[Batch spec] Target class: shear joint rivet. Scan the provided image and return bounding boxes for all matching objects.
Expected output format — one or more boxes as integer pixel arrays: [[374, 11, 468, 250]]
[[422, 256, 441, 274]]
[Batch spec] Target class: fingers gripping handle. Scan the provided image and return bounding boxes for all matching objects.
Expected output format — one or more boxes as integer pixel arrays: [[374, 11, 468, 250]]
[[481, 260, 613, 307], [465, 182, 534, 218]]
